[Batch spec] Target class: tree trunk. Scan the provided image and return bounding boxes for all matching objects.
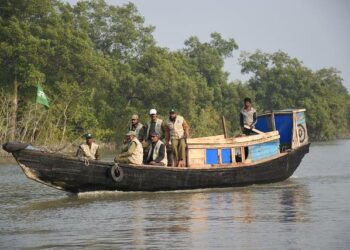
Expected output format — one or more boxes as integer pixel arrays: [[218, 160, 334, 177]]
[[9, 77, 18, 141], [60, 102, 70, 145]]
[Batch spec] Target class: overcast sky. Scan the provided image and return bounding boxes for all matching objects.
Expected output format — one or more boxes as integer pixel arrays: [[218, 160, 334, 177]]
[[67, 0, 350, 91]]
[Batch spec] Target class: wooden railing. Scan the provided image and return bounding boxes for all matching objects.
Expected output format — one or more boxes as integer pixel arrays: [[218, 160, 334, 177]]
[[186, 131, 280, 168]]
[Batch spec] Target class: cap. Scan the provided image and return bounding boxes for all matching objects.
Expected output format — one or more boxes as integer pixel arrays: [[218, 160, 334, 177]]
[[150, 132, 159, 137], [131, 114, 139, 120], [84, 133, 93, 139], [126, 131, 136, 136], [149, 109, 157, 115], [169, 108, 177, 113]]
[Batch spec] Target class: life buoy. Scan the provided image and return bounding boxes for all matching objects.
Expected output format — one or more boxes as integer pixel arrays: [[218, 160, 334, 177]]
[[297, 124, 306, 143], [111, 164, 123, 182]]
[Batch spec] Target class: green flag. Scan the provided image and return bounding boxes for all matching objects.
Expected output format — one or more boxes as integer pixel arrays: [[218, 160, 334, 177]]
[[36, 85, 49, 108]]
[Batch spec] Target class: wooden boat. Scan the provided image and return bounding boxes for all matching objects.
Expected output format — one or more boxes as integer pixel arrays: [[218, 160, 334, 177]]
[[3, 109, 310, 193]]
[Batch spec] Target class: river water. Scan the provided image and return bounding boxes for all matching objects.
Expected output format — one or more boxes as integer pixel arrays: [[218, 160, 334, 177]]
[[0, 140, 349, 249]]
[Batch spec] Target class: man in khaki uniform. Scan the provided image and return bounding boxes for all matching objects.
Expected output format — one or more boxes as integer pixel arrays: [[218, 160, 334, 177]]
[[145, 132, 168, 166], [115, 131, 143, 165], [165, 109, 189, 167], [76, 133, 100, 160], [128, 114, 144, 141], [143, 109, 166, 143], [121, 114, 143, 153], [142, 109, 166, 159]]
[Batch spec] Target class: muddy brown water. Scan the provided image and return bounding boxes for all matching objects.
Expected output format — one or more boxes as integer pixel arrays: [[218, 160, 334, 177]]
[[1, 140, 350, 249]]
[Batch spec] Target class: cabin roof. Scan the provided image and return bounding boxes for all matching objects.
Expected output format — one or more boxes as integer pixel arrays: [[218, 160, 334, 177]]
[[259, 109, 306, 116]]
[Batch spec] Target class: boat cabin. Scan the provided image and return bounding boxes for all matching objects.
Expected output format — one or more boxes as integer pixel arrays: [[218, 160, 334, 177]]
[[255, 109, 308, 150], [186, 109, 308, 168]]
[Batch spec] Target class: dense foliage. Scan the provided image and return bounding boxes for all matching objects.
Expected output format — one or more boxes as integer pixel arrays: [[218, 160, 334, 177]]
[[0, 0, 349, 148]]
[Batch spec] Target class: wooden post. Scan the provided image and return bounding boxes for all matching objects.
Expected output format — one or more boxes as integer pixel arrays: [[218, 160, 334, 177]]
[[231, 148, 236, 164], [222, 116, 228, 138], [241, 146, 246, 162], [270, 112, 276, 131], [218, 148, 222, 164]]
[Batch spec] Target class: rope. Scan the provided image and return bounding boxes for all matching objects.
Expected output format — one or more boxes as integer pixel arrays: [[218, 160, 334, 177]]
[[84, 157, 90, 166]]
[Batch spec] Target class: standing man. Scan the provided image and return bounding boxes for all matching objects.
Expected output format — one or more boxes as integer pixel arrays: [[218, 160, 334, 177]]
[[128, 114, 144, 141], [145, 132, 168, 166], [165, 108, 189, 167], [144, 109, 166, 145], [76, 133, 100, 160], [240, 97, 257, 136], [115, 131, 143, 165]]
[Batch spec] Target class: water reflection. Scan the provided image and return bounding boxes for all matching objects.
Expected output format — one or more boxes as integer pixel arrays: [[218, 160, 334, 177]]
[[279, 182, 309, 222], [21, 179, 310, 226], [231, 189, 256, 223]]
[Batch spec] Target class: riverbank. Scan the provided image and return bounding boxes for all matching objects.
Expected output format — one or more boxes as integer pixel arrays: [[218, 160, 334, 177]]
[[342, 133, 350, 139]]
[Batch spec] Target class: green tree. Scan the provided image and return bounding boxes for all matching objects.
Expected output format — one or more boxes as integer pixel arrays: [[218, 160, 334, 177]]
[[184, 32, 238, 87], [0, 0, 52, 140], [240, 50, 350, 140]]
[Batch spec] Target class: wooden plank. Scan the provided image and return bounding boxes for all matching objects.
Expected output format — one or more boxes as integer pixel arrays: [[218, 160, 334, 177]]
[[233, 131, 279, 142], [244, 125, 264, 134], [188, 158, 205, 167], [261, 109, 306, 115], [187, 136, 281, 149], [188, 148, 205, 158], [218, 149, 222, 164], [241, 146, 246, 162], [187, 148, 205, 167], [231, 148, 236, 164], [187, 131, 279, 145], [187, 152, 287, 169], [186, 135, 225, 144]]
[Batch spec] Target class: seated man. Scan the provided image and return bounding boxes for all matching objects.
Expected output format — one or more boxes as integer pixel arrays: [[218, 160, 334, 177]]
[[145, 132, 168, 166], [76, 133, 100, 160], [115, 131, 143, 165]]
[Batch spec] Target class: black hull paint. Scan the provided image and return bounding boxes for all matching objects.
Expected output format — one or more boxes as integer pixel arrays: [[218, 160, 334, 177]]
[[7, 143, 310, 193]]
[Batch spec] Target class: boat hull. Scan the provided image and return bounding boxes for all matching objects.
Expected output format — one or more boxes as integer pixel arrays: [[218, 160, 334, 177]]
[[4, 143, 310, 193]]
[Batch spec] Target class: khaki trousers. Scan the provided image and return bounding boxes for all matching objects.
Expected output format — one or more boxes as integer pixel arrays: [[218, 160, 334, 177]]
[[171, 138, 186, 162], [117, 157, 130, 164]]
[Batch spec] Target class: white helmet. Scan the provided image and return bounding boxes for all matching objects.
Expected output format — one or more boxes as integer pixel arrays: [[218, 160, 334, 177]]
[[149, 109, 157, 115]]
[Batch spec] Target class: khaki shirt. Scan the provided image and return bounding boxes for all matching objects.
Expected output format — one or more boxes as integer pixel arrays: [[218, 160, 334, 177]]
[[118, 138, 143, 164], [76, 142, 100, 160], [145, 119, 166, 141]]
